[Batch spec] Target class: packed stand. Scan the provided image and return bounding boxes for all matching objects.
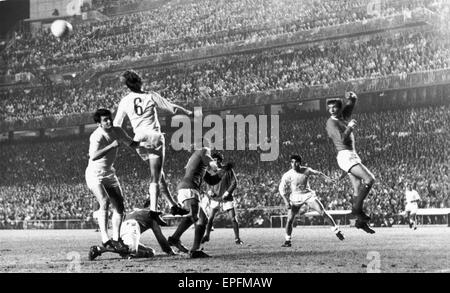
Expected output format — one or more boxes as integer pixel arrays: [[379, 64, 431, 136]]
[[1, 105, 449, 227], [2, 30, 450, 122], [2, 0, 425, 74]]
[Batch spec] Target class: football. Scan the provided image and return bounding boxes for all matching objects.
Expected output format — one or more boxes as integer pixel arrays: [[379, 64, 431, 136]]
[[50, 20, 73, 38]]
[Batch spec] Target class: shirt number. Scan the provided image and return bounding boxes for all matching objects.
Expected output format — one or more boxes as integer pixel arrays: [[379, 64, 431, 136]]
[[134, 98, 143, 116]]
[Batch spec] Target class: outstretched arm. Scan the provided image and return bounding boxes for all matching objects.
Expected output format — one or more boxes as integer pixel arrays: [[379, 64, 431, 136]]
[[153, 92, 192, 116], [308, 168, 334, 183]]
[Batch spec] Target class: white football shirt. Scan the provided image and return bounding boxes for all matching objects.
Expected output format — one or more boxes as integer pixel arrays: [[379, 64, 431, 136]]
[[279, 168, 312, 196], [113, 91, 176, 133]]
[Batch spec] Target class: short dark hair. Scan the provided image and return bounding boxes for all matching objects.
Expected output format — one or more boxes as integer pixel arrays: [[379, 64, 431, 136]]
[[290, 154, 302, 163], [122, 69, 142, 93], [93, 108, 112, 123], [326, 98, 343, 109], [212, 152, 224, 162]]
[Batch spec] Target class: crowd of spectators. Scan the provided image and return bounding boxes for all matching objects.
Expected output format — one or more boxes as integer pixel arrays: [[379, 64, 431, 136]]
[[1, 0, 428, 74], [2, 30, 450, 123], [1, 104, 448, 227]]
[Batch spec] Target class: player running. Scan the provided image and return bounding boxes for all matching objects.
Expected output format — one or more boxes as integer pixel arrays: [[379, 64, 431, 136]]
[[279, 155, 344, 247], [167, 140, 222, 258], [404, 182, 421, 230], [326, 91, 376, 234], [200, 153, 243, 245], [86, 108, 146, 254], [89, 207, 177, 260], [113, 70, 192, 225]]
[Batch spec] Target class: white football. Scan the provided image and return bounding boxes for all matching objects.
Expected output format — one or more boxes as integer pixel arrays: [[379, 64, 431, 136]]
[[50, 20, 73, 38]]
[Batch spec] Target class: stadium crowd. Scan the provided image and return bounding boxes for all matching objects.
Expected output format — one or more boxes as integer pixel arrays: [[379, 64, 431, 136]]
[[2, 0, 425, 74], [2, 30, 450, 123], [1, 105, 448, 227]]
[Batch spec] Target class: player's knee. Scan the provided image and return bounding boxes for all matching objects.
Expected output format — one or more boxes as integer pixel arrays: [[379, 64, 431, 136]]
[[232, 216, 239, 225], [196, 216, 207, 226], [113, 202, 125, 214], [98, 199, 109, 211], [365, 174, 375, 186]]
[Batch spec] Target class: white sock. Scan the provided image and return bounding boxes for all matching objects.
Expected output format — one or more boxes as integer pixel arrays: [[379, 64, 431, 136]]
[[148, 183, 159, 212], [285, 234, 292, 241], [96, 210, 110, 243], [111, 212, 123, 241]]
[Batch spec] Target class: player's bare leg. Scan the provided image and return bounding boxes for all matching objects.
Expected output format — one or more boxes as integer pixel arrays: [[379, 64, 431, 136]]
[[147, 155, 167, 226], [348, 172, 375, 234], [308, 198, 344, 240], [348, 164, 375, 220], [410, 212, 418, 230], [90, 183, 124, 250], [149, 219, 177, 255], [228, 208, 243, 244], [202, 207, 219, 243], [282, 205, 300, 247], [191, 207, 210, 258], [168, 199, 194, 253], [159, 172, 189, 216], [405, 211, 412, 228], [105, 185, 129, 253]]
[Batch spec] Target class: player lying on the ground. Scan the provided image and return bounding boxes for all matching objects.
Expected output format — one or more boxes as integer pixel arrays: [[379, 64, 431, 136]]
[[89, 207, 177, 260], [326, 91, 375, 234], [200, 152, 243, 245], [167, 140, 222, 258], [279, 154, 345, 247]]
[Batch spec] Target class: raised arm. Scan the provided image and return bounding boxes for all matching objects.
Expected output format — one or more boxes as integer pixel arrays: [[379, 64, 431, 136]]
[[342, 91, 357, 120], [113, 101, 127, 127]]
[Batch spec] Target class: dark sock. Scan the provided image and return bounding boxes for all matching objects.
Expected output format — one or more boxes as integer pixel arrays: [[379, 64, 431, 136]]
[[192, 224, 206, 251], [353, 183, 373, 213], [172, 217, 193, 240], [232, 221, 240, 239]]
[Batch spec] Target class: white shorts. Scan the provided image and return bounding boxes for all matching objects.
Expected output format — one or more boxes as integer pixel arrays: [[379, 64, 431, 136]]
[[405, 203, 419, 214], [85, 168, 120, 191], [120, 219, 141, 253], [200, 196, 235, 217], [134, 129, 165, 160], [337, 150, 362, 173], [177, 189, 200, 204], [290, 191, 318, 206]]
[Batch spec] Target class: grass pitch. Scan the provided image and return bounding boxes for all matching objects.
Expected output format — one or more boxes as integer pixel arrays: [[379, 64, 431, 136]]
[[0, 225, 449, 273]]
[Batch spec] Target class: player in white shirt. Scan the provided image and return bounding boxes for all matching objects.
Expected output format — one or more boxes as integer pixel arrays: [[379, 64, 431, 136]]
[[86, 108, 147, 254], [404, 182, 421, 230], [279, 155, 344, 247], [113, 70, 193, 225]]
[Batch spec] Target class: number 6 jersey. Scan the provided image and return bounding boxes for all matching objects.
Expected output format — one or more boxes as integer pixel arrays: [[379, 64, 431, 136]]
[[113, 91, 176, 133]]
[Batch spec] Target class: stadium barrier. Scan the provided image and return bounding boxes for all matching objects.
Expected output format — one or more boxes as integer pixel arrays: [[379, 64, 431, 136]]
[[269, 208, 450, 228], [0, 219, 98, 230], [1, 208, 449, 230], [270, 210, 352, 228]]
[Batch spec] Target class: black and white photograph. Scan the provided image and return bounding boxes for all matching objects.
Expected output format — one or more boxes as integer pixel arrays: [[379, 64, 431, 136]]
[[0, 0, 449, 278]]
